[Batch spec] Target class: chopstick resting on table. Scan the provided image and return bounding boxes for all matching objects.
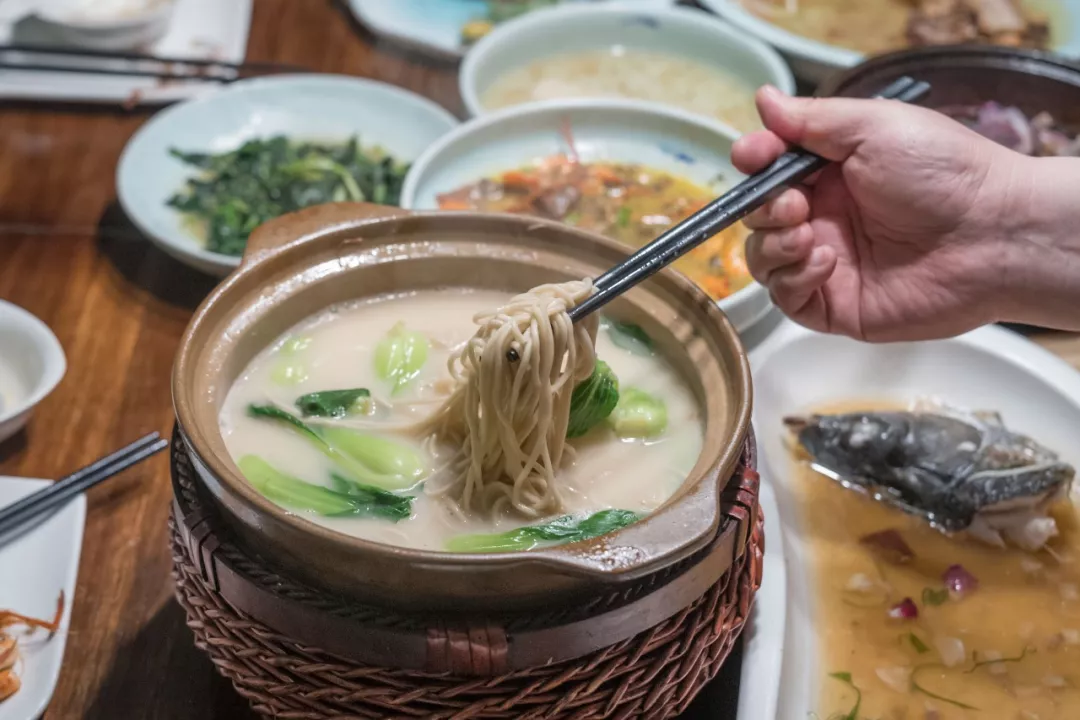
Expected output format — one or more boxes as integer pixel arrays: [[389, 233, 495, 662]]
[[568, 76, 933, 323], [0, 432, 167, 549], [0, 44, 304, 83]]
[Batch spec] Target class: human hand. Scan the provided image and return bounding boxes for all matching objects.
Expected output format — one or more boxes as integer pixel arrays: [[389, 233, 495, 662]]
[[732, 87, 1029, 341]]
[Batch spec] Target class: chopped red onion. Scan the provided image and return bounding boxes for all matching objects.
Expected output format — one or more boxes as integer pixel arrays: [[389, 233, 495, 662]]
[[860, 529, 914, 564], [889, 597, 919, 620], [943, 564, 979, 596]]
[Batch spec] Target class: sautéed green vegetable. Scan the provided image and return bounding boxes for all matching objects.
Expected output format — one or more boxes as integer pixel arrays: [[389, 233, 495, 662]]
[[167, 136, 408, 256]]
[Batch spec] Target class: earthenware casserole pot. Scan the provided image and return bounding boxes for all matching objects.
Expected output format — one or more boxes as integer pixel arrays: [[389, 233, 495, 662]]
[[173, 202, 752, 612]]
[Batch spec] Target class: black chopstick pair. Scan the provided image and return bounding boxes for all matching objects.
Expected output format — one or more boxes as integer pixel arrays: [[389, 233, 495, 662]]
[[0, 432, 167, 549], [0, 44, 303, 83], [567, 76, 933, 323]]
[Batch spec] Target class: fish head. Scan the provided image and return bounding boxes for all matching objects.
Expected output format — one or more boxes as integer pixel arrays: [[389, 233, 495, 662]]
[[786, 412, 911, 478]]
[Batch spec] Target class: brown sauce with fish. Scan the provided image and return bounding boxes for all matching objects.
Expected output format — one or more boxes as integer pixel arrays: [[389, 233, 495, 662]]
[[794, 402, 1080, 719], [741, 0, 1064, 55]]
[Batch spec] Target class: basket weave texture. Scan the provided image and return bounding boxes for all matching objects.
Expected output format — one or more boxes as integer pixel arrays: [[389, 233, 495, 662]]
[[169, 444, 764, 719]]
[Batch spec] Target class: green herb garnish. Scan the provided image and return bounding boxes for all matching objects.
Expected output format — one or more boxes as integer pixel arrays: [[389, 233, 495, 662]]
[[247, 404, 424, 490], [922, 587, 949, 607], [907, 632, 930, 654], [602, 318, 655, 356], [446, 509, 641, 553], [295, 388, 372, 418], [566, 361, 619, 438], [616, 206, 632, 228], [827, 672, 862, 720], [238, 455, 412, 521], [911, 664, 979, 710], [167, 136, 408, 256], [965, 647, 1032, 674]]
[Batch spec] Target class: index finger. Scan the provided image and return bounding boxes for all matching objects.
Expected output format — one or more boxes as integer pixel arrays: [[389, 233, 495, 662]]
[[731, 131, 787, 175]]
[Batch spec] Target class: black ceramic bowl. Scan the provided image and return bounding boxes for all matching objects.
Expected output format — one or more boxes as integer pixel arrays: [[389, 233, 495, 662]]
[[817, 45, 1080, 128]]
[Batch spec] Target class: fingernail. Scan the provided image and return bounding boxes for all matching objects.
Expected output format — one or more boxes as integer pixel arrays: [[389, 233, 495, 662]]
[[809, 246, 830, 268], [780, 229, 800, 253]]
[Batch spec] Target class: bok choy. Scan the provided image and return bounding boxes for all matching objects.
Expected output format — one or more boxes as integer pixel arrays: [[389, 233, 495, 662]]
[[246, 404, 425, 490], [238, 455, 413, 521], [566, 360, 619, 438], [446, 509, 641, 553]]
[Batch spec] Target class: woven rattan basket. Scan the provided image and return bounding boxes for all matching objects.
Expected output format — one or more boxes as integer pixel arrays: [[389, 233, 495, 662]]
[[169, 428, 764, 719]]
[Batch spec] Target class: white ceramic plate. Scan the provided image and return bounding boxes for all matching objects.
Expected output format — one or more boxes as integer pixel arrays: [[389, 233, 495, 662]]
[[400, 99, 773, 334], [699, 0, 1080, 82], [0, 0, 252, 104], [0, 479, 86, 720], [117, 74, 460, 277], [459, 2, 794, 124], [345, 0, 675, 61], [740, 319, 1080, 718], [0, 301, 66, 445]]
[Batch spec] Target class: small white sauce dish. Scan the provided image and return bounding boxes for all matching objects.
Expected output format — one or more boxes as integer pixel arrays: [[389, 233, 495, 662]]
[[400, 99, 774, 335], [459, 3, 794, 123], [117, 74, 460, 278], [0, 477, 85, 720], [32, 0, 176, 51], [0, 301, 66, 445]]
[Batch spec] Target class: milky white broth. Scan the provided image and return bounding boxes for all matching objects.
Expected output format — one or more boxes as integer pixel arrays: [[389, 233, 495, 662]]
[[219, 289, 704, 551]]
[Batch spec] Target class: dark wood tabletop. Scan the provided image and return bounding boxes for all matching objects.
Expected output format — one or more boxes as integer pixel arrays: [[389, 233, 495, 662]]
[[1, 1, 1078, 718]]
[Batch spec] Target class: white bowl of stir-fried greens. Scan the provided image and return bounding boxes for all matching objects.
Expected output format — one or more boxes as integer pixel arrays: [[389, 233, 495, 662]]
[[400, 99, 774, 334], [117, 75, 459, 277]]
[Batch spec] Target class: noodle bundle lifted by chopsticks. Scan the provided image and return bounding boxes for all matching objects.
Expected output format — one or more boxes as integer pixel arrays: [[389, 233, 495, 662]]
[[424, 280, 598, 519]]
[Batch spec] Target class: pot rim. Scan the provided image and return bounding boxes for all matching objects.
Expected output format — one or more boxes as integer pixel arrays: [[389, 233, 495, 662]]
[[173, 203, 753, 580]]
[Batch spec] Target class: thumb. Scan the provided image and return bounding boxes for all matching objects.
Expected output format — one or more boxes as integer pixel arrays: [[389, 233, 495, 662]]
[[755, 86, 883, 162]]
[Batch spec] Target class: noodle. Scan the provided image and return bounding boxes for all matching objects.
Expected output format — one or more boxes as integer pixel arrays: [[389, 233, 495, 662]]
[[422, 280, 598, 519]]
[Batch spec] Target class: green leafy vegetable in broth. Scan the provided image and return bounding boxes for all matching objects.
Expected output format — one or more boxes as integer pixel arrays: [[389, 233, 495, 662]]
[[602, 317, 654, 356], [566, 361, 619, 438], [827, 672, 862, 720], [238, 455, 413, 521], [270, 335, 311, 387], [608, 388, 668, 439], [295, 388, 372, 418], [446, 509, 641, 553], [166, 136, 409, 256], [318, 426, 426, 484], [246, 404, 424, 490], [374, 322, 429, 394]]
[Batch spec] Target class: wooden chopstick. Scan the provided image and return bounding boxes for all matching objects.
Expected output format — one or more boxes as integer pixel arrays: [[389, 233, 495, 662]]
[[568, 77, 932, 323], [0, 44, 303, 83], [0, 432, 167, 549]]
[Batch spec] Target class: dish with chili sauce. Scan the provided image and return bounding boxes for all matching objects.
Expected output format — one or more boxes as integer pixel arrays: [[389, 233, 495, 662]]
[[435, 151, 752, 301]]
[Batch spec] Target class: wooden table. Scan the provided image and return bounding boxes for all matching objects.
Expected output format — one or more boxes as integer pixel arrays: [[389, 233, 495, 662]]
[[1, 2, 1078, 718]]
